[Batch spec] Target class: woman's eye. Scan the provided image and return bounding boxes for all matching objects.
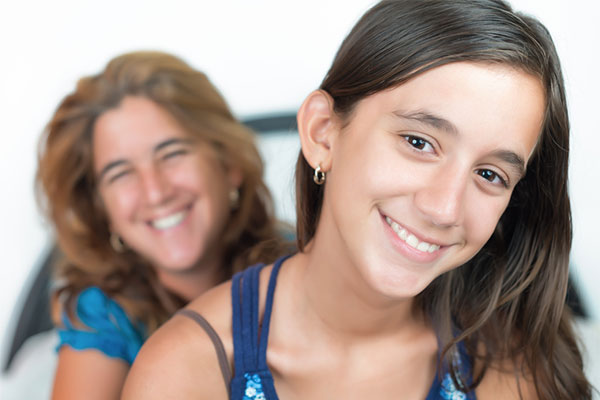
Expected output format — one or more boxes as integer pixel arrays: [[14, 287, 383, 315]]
[[107, 169, 131, 184], [162, 149, 188, 161], [476, 169, 508, 188], [403, 135, 434, 153]]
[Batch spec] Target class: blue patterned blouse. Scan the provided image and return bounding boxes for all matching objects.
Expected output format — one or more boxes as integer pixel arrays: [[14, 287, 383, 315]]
[[56, 287, 145, 365]]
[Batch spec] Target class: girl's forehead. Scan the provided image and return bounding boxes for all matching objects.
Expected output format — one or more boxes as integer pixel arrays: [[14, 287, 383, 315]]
[[348, 62, 545, 162]]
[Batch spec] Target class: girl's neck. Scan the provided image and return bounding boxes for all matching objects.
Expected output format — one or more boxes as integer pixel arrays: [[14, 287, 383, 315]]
[[290, 232, 426, 342]]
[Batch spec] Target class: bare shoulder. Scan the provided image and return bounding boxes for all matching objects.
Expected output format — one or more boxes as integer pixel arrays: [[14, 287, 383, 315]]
[[122, 281, 233, 400], [475, 358, 538, 400], [52, 347, 129, 400]]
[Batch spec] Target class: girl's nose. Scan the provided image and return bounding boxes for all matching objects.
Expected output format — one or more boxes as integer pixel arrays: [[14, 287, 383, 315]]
[[413, 165, 468, 227]]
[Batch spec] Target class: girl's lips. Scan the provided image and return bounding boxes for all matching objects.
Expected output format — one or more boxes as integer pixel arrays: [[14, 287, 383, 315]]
[[380, 212, 448, 263], [383, 215, 442, 252]]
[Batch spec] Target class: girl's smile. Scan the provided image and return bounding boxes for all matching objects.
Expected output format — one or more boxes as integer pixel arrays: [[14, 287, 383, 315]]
[[380, 212, 449, 264], [312, 61, 545, 299]]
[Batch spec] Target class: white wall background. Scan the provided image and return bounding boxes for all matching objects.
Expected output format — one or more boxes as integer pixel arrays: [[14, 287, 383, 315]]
[[0, 0, 598, 392]]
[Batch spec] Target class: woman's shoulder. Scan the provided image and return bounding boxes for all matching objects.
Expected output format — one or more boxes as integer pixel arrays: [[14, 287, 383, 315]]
[[123, 280, 234, 399], [56, 286, 144, 365]]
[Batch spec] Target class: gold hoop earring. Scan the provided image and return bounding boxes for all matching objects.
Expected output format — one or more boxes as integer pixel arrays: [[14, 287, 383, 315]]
[[313, 165, 326, 185], [110, 232, 125, 253]]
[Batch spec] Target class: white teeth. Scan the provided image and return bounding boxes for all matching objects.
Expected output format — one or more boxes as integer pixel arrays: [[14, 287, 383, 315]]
[[406, 234, 419, 248], [389, 220, 410, 241], [399, 228, 408, 241], [417, 242, 430, 252], [385, 216, 440, 253], [428, 245, 440, 253], [151, 211, 186, 230]]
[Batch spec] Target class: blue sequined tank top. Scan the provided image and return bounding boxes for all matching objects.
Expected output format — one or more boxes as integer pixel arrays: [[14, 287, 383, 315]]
[[226, 255, 476, 400]]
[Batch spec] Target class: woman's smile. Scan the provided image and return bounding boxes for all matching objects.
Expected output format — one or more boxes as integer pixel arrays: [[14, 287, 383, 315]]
[[146, 204, 193, 231], [94, 96, 237, 272]]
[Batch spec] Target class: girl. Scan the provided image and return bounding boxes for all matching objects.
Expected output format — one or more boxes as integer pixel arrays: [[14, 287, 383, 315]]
[[37, 51, 288, 399], [123, 1, 592, 399]]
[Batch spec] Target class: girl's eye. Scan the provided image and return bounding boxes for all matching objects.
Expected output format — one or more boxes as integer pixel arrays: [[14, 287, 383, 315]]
[[476, 169, 508, 188], [403, 135, 435, 154]]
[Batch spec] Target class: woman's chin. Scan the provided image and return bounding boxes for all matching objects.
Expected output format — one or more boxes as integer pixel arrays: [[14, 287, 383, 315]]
[[152, 251, 204, 275]]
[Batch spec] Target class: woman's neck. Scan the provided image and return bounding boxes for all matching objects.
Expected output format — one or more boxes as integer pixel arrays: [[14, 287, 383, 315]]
[[155, 256, 225, 302]]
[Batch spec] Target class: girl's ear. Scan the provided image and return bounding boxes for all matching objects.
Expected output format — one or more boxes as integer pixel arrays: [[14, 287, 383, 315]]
[[297, 90, 338, 172]]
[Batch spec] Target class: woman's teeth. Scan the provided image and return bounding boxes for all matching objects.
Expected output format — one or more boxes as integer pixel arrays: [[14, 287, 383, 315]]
[[385, 216, 440, 253], [151, 211, 186, 230]]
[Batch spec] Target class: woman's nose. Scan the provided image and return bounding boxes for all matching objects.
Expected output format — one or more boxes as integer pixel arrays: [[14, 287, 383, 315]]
[[139, 165, 173, 206]]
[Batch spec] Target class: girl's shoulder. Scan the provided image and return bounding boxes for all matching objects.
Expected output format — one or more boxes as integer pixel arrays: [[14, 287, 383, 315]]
[[123, 260, 282, 399], [56, 286, 145, 365], [474, 356, 538, 399], [122, 279, 236, 400]]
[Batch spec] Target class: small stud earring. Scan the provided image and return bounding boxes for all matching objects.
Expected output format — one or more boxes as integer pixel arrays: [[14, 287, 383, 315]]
[[313, 165, 326, 185], [110, 232, 125, 253], [229, 188, 240, 209]]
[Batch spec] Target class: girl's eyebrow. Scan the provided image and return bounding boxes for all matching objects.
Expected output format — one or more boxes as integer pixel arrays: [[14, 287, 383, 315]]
[[393, 109, 526, 177], [393, 110, 458, 136], [489, 149, 526, 179]]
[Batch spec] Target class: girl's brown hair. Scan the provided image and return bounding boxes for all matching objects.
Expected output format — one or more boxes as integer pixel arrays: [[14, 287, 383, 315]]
[[295, 0, 591, 398], [38, 51, 288, 334]]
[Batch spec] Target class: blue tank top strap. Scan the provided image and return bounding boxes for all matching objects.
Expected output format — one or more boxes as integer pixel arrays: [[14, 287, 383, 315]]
[[232, 263, 260, 376], [230, 255, 291, 400], [257, 254, 285, 370], [425, 339, 476, 400]]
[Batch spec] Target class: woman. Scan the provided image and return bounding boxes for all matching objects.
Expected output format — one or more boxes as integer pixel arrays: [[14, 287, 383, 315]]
[[123, 1, 592, 399], [37, 51, 288, 399]]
